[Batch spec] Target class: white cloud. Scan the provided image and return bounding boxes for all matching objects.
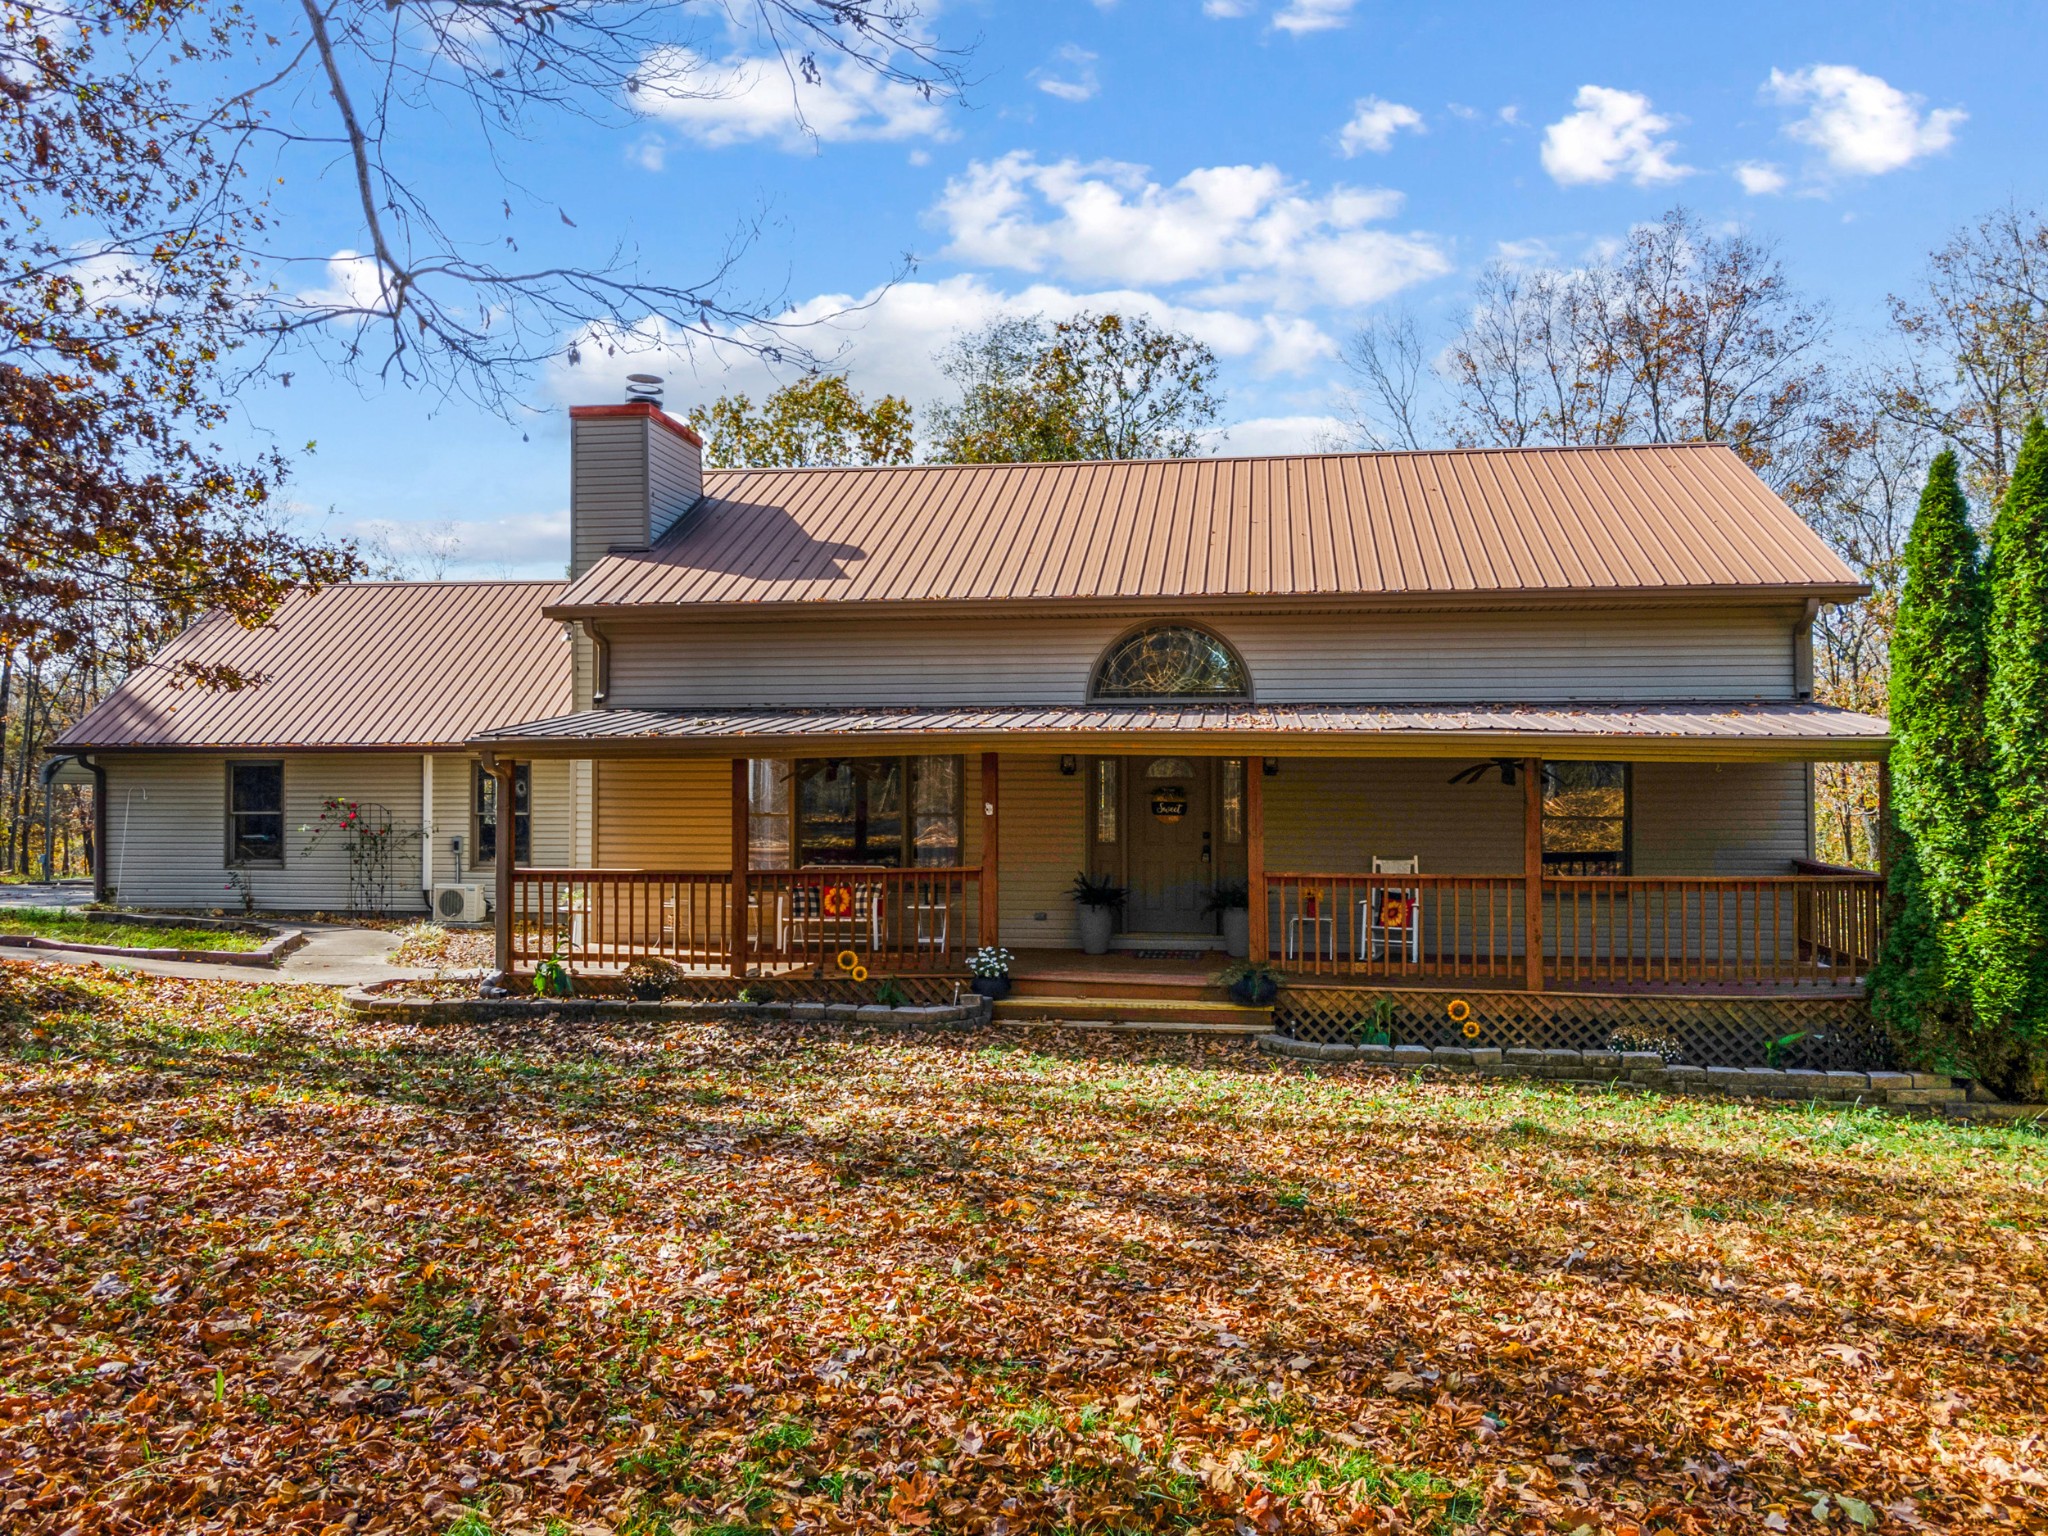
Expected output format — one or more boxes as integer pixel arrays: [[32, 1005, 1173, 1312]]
[[294, 249, 396, 313], [1202, 0, 1255, 15], [1273, 0, 1358, 32], [1031, 45, 1100, 104], [545, 274, 1342, 435], [629, 46, 950, 150], [932, 152, 1451, 310], [1766, 64, 1963, 176], [1204, 415, 1351, 455], [1734, 160, 1787, 195], [1338, 96, 1423, 156], [350, 510, 571, 580], [1539, 85, 1690, 187]]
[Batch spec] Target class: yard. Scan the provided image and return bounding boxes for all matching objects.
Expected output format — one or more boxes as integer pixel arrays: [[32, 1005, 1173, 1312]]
[[0, 963, 2041, 1535], [0, 908, 266, 952]]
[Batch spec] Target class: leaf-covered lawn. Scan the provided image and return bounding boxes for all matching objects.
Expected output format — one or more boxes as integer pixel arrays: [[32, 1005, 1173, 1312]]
[[0, 907, 264, 951], [0, 962, 2043, 1535]]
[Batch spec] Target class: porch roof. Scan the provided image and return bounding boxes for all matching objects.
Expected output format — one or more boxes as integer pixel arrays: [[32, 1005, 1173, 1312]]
[[470, 699, 1890, 762]]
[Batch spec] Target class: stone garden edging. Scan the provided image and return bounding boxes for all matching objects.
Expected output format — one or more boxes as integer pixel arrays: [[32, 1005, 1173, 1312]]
[[341, 980, 991, 1029], [1255, 1035, 2048, 1123]]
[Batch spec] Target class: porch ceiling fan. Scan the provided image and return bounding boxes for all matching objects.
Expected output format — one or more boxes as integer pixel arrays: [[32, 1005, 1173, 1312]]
[[1447, 757, 1522, 786]]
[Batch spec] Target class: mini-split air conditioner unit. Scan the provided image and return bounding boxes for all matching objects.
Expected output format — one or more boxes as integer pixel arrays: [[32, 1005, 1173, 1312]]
[[431, 883, 487, 923]]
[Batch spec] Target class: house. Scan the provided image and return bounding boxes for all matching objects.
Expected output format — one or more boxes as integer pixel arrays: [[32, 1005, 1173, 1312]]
[[60, 397, 1892, 1048]]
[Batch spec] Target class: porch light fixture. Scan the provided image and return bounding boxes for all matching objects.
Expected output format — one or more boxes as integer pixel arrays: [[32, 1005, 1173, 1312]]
[[1058, 755, 1078, 776], [1262, 758, 1280, 777]]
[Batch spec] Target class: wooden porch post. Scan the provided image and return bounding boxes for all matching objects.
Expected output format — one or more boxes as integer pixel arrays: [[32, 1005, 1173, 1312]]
[[730, 758, 751, 979], [491, 758, 516, 979], [1876, 756, 1893, 880], [1522, 756, 1544, 993], [1246, 757, 1267, 962], [979, 752, 1000, 949]]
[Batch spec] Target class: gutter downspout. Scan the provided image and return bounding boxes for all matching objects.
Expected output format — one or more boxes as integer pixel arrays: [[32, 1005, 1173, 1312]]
[[36, 756, 68, 880], [78, 754, 108, 902], [580, 620, 612, 705]]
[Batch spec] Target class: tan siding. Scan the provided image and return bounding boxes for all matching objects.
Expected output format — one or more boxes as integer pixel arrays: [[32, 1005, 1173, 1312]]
[[647, 425, 702, 543], [1264, 759, 1523, 874], [423, 753, 578, 885], [571, 416, 650, 579], [603, 606, 1799, 709], [101, 753, 426, 912], [994, 754, 1085, 950], [594, 759, 732, 868], [1632, 761, 1810, 874]]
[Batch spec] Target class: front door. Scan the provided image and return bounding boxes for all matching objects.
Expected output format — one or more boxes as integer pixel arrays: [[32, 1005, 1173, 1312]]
[[1124, 756, 1214, 933]]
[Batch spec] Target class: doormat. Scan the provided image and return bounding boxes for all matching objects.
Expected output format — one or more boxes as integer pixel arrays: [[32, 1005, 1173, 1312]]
[[1126, 949, 1209, 961]]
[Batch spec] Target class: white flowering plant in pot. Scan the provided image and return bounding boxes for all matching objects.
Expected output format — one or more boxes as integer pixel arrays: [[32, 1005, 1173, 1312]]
[[967, 946, 1014, 978]]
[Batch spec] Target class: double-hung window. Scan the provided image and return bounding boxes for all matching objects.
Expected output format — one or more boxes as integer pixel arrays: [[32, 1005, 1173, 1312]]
[[1542, 762, 1630, 875], [226, 762, 285, 865], [475, 763, 531, 865]]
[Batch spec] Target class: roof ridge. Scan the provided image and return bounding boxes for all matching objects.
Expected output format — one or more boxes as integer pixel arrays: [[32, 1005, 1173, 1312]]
[[698, 442, 1741, 476]]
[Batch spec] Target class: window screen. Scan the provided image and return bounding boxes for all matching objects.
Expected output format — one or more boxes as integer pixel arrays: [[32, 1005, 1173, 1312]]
[[1542, 762, 1629, 875], [227, 762, 284, 865]]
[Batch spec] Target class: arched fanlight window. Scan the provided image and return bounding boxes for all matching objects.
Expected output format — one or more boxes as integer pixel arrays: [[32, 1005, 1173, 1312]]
[[1091, 625, 1249, 699]]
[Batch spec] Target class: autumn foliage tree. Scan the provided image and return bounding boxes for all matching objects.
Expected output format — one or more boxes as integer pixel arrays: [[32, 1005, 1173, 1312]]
[[689, 376, 915, 469], [930, 312, 1223, 463]]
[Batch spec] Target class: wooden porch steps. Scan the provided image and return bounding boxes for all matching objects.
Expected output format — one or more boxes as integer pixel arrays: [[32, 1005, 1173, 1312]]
[[991, 994, 1272, 1033]]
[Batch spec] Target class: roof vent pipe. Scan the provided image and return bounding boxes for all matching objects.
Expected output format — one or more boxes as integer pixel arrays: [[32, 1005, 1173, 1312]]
[[625, 372, 664, 404]]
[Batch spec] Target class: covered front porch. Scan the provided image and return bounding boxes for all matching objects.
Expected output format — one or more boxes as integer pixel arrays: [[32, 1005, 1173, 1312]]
[[472, 701, 1892, 1001]]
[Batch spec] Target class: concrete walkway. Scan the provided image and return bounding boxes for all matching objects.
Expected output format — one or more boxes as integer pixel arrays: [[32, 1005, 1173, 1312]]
[[0, 880, 95, 909], [4, 921, 447, 988]]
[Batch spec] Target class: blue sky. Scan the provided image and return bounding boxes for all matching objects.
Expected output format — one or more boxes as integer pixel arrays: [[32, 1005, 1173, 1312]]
[[253, 0, 2041, 576]]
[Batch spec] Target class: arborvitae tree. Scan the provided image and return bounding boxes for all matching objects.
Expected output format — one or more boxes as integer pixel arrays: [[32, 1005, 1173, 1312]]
[[1970, 416, 2048, 1097], [1888, 450, 1993, 909], [1869, 450, 1992, 1064]]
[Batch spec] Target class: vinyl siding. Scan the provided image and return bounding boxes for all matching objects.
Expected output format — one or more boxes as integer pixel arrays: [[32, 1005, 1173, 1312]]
[[101, 753, 426, 912], [994, 755, 1085, 949], [601, 606, 1801, 709], [594, 758, 733, 868], [647, 425, 702, 544], [1632, 760, 1810, 874], [570, 416, 650, 579]]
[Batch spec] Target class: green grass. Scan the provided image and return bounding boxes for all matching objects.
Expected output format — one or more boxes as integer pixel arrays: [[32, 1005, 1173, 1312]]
[[0, 906, 263, 951]]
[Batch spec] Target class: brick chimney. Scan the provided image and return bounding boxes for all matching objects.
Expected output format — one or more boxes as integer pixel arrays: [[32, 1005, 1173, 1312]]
[[567, 400, 703, 580]]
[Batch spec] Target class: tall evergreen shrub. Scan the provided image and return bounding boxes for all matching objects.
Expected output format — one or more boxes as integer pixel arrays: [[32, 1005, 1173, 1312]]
[[1869, 450, 1993, 1062], [1971, 418, 2048, 1093]]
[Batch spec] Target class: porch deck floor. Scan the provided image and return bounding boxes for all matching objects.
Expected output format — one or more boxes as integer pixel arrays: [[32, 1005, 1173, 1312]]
[[1007, 948, 1867, 998]]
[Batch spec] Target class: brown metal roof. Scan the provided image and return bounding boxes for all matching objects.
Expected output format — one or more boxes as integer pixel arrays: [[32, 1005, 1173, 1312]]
[[471, 700, 1891, 762], [59, 581, 573, 751], [553, 443, 1865, 615]]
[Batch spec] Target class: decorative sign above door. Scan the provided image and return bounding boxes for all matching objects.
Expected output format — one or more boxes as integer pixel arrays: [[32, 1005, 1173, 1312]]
[[1150, 785, 1189, 822]]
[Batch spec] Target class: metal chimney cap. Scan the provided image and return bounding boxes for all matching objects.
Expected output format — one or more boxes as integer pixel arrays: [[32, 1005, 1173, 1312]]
[[625, 373, 664, 403]]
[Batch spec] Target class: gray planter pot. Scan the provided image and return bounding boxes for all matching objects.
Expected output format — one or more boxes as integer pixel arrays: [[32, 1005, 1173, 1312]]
[[1076, 904, 1116, 955], [1221, 907, 1250, 959]]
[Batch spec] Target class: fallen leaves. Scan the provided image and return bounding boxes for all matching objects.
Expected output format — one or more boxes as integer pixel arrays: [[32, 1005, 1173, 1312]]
[[0, 959, 2043, 1534]]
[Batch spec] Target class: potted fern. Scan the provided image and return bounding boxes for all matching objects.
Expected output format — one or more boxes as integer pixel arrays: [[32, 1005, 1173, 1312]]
[[1205, 881, 1250, 958], [1070, 872, 1127, 956], [1215, 958, 1283, 1007]]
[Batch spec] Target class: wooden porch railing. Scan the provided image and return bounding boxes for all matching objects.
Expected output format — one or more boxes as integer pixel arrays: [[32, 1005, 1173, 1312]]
[[1267, 874, 1523, 981], [741, 868, 980, 974], [1546, 875, 1884, 987], [1261, 870, 1886, 989], [508, 866, 979, 974]]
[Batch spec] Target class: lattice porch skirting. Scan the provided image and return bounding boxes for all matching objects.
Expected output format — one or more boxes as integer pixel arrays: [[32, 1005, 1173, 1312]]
[[1277, 985, 1893, 1071], [656, 973, 966, 1008]]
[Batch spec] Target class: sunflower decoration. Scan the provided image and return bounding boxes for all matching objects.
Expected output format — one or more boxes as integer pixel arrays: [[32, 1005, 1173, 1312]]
[[1447, 997, 1480, 1039], [821, 884, 856, 919], [835, 949, 869, 983], [1377, 892, 1412, 930]]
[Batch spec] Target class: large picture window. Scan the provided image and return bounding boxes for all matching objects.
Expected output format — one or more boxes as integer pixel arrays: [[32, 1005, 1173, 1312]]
[[474, 763, 531, 865], [1542, 762, 1629, 875], [226, 762, 285, 865], [1092, 625, 1249, 699], [757, 757, 962, 868]]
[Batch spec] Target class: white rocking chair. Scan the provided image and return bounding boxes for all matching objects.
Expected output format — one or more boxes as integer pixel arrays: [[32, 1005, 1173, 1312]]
[[1360, 855, 1422, 963]]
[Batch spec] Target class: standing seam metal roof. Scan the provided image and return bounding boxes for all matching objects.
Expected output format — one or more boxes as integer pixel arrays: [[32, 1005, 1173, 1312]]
[[550, 442, 1864, 612], [57, 581, 573, 750]]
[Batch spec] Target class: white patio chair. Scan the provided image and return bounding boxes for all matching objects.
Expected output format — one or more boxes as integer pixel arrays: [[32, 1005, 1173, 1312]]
[[1360, 855, 1422, 963]]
